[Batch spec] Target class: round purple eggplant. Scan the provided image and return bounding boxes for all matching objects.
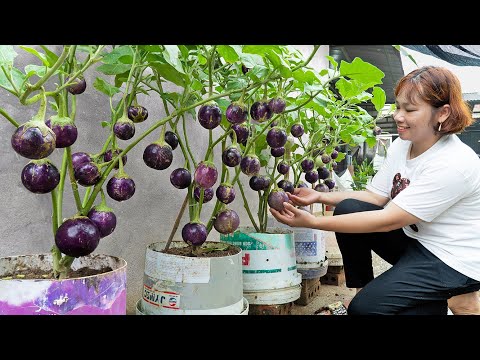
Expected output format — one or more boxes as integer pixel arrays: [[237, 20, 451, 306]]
[[114, 117, 135, 140], [170, 168, 191, 189], [321, 153, 331, 164], [305, 170, 319, 184], [214, 209, 240, 234], [107, 174, 136, 202], [143, 142, 173, 170], [127, 105, 149, 123], [315, 183, 330, 192], [165, 131, 179, 150], [290, 123, 305, 138], [277, 179, 294, 194], [331, 161, 338, 171], [74, 162, 101, 187], [268, 189, 289, 211], [222, 146, 242, 167], [11, 121, 56, 159], [240, 155, 260, 176], [230, 124, 250, 145], [249, 175, 270, 191], [277, 161, 290, 175], [268, 98, 286, 114], [226, 103, 248, 124], [193, 186, 214, 203], [317, 166, 330, 180], [324, 178, 336, 190], [250, 101, 272, 123], [194, 161, 218, 188], [104, 149, 127, 169], [330, 150, 339, 160], [271, 147, 285, 157], [21, 159, 60, 194], [197, 103, 222, 129], [266, 127, 287, 148], [301, 158, 315, 172], [72, 152, 92, 170], [87, 206, 117, 238], [241, 64, 250, 75], [67, 77, 87, 95], [216, 184, 236, 204], [296, 181, 309, 189], [182, 222, 207, 246], [55, 216, 100, 257], [45, 116, 77, 148]]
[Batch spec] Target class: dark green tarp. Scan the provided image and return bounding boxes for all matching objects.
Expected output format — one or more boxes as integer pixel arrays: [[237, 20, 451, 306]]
[[403, 45, 480, 67]]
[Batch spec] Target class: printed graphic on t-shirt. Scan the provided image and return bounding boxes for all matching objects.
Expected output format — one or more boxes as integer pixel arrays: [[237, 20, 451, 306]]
[[390, 172, 419, 232]]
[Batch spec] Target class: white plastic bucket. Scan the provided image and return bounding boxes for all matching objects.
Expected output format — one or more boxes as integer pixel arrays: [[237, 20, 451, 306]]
[[136, 297, 249, 315], [221, 227, 301, 305], [141, 241, 244, 315]]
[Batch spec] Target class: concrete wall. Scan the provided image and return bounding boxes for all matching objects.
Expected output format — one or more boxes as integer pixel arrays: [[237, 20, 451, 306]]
[[0, 45, 329, 314]]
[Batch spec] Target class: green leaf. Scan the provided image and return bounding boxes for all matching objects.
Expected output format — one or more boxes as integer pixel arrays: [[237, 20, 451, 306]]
[[197, 54, 207, 65], [258, 149, 270, 167], [335, 152, 346, 162], [93, 77, 121, 97], [243, 45, 282, 56], [19, 46, 49, 66], [393, 45, 418, 66], [351, 134, 366, 144], [339, 57, 385, 89], [247, 65, 268, 82], [114, 71, 129, 88], [49, 100, 58, 112], [191, 79, 204, 91], [97, 63, 132, 75], [139, 45, 163, 53], [365, 136, 377, 147], [102, 46, 134, 64], [163, 45, 185, 74], [371, 87, 386, 112], [216, 45, 239, 63], [336, 78, 365, 99], [101, 121, 111, 128], [40, 46, 59, 66], [326, 55, 338, 70], [292, 69, 319, 85], [239, 53, 264, 68], [0, 46, 17, 66], [0, 67, 26, 95], [24, 64, 47, 78], [151, 63, 185, 87], [226, 78, 248, 92]]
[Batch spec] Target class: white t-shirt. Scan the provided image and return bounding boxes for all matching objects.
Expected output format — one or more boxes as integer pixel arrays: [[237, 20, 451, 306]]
[[366, 134, 480, 281]]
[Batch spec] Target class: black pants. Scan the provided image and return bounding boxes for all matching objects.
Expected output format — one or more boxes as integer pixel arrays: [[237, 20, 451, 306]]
[[334, 199, 480, 315]]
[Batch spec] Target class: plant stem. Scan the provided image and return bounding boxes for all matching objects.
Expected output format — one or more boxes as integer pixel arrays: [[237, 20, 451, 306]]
[[56, 149, 69, 225], [65, 146, 83, 211], [208, 46, 217, 97], [239, 181, 260, 232], [164, 194, 189, 251], [291, 45, 321, 72], [0, 107, 19, 127]]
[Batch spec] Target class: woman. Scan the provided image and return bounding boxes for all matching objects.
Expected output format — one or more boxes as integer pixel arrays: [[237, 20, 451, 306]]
[[270, 66, 480, 315]]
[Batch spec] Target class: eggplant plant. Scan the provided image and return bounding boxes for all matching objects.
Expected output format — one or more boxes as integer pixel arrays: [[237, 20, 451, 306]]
[[0, 45, 388, 277]]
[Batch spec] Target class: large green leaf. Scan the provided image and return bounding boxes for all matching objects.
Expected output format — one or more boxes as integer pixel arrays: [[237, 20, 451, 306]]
[[151, 63, 185, 87], [102, 46, 134, 64], [94, 77, 121, 97], [216, 45, 239, 63], [336, 78, 366, 99], [238, 53, 264, 68], [371, 86, 386, 112], [19, 46, 49, 67], [326, 55, 338, 70], [97, 63, 132, 75], [339, 57, 384, 88], [292, 69, 319, 85], [163, 45, 185, 74], [0, 46, 17, 66]]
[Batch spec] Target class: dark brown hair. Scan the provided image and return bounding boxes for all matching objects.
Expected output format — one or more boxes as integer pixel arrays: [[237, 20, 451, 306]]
[[394, 66, 474, 134]]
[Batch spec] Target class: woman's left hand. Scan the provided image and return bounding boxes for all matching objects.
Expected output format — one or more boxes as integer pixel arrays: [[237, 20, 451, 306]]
[[269, 202, 316, 228]]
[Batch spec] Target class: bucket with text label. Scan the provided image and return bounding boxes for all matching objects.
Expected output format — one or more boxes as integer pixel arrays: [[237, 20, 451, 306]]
[[141, 241, 246, 315]]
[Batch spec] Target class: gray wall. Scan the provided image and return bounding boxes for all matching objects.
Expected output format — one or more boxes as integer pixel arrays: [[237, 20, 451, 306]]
[[0, 45, 328, 314]]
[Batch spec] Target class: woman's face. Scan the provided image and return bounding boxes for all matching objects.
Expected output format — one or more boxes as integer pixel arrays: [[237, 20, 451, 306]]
[[393, 92, 441, 144]]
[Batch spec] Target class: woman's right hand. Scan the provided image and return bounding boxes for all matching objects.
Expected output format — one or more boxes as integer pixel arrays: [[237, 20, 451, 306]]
[[287, 187, 321, 206]]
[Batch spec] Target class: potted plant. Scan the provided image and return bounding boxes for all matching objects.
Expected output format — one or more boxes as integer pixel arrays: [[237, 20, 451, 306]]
[[220, 55, 388, 305]]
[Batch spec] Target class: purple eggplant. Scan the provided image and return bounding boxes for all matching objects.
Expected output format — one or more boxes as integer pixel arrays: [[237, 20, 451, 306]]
[[226, 103, 248, 124], [266, 127, 287, 148], [318, 166, 330, 180], [11, 121, 56, 159], [45, 116, 77, 148], [182, 222, 207, 246], [165, 131, 179, 150], [268, 189, 289, 211], [214, 209, 240, 234], [72, 152, 92, 170], [315, 183, 330, 192], [240, 155, 260, 176], [107, 174, 136, 201], [67, 77, 87, 95], [74, 162, 101, 187], [143, 143, 173, 170], [55, 217, 100, 257], [222, 146, 242, 167], [324, 178, 336, 190], [278, 179, 294, 194], [170, 168, 191, 189], [271, 147, 285, 157], [250, 101, 272, 123], [230, 123, 250, 145], [21, 159, 60, 194], [114, 118, 135, 140], [198, 103, 222, 129], [193, 186, 214, 203], [268, 98, 286, 114], [87, 206, 117, 238], [301, 158, 315, 172], [104, 149, 127, 169], [127, 105, 148, 123], [305, 170, 319, 184], [277, 161, 290, 175], [290, 123, 304, 138], [194, 161, 218, 188], [216, 184, 236, 204]]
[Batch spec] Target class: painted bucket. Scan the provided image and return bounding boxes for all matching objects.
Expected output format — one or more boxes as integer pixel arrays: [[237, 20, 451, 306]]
[[220, 227, 302, 305], [267, 216, 328, 279], [136, 297, 249, 315], [0, 254, 127, 315], [141, 241, 244, 315]]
